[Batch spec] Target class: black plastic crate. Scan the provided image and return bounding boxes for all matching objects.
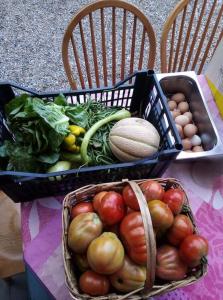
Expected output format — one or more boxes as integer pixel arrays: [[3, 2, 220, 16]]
[[0, 70, 182, 202]]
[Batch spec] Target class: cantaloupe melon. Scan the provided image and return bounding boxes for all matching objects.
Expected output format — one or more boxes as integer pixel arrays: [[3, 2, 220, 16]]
[[109, 118, 160, 162]]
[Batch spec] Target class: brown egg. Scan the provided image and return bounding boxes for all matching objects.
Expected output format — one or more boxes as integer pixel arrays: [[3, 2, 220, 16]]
[[168, 100, 177, 110], [175, 124, 184, 138], [175, 115, 190, 127], [183, 124, 198, 138], [182, 138, 192, 150], [192, 145, 204, 152], [178, 101, 189, 113], [171, 93, 185, 103], [183, 112, 193, 123], [171, 109, 181, 119]]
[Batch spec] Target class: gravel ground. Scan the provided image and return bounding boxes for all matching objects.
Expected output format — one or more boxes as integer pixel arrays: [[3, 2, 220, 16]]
[[0, 0, 179, 92]]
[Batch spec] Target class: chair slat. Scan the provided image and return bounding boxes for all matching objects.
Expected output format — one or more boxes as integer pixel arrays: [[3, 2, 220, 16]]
[[184, 0, 207, 71], [173, 5, 187, 72], [214, 28, 223, 52], [100, 8, 108, 87], [168, 20, 176, 72], [138, 27, 146, 70], [191, 0, 217, 70], [129, 15, 137, 77], [89, 12, 100, 87], [178, 0, 198, 71], [198, 3, 223, 74], [79, 20, 92, 88], [121, 9, 127, 80], [63, 0, 156, 89], [112, 7, 116, 85], [71, 35, 84, 89]]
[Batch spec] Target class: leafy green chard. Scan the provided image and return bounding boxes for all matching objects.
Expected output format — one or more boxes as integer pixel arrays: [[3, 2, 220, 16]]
[[5, 95, 69, 153], [0, 94, 131, 172], [0, 140, 40, 172]]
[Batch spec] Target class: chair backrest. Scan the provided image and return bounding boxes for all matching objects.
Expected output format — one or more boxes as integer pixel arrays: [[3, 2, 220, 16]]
[[161, 0, 223, 74], [62, 0, 156, 90]]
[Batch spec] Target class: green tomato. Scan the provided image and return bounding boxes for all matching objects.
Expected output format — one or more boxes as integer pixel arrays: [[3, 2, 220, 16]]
[[109, 255, 146, 292]]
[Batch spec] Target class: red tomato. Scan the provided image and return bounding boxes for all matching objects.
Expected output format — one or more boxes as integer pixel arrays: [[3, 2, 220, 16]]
[[140, 180, 164, 202], [167, 214, 194, 246], [120, 212, 147, 265], [93, 191, 108, 212], [179, 234, 208, 267], [148, 200, 174, 233], [70, 202, 94, 219], [122, 184, 139, 210], [98, 191, 126, 225], [162, 188, 185, 215], [79, 270, 110, 296], [156, 245, 188, 281]]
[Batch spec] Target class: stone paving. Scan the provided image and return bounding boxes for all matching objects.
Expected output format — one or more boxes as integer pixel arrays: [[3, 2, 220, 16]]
[[0, 0, 179, 91]]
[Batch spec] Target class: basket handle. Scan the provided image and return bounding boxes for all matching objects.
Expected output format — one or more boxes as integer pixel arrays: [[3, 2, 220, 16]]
[[128, 181, 156, 293]]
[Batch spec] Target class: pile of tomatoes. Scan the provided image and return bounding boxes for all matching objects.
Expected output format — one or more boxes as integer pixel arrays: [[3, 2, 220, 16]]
[[67, 179, 208, 297]]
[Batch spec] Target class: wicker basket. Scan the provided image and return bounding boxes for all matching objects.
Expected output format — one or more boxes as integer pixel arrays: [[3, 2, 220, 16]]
[[62, 178, 207, 300]]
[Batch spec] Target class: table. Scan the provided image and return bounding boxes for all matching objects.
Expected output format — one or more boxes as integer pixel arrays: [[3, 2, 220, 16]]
[[21, 75, 223, 300]]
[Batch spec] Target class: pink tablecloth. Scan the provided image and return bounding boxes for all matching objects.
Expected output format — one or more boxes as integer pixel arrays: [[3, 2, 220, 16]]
[[21, 75, 223, 300]]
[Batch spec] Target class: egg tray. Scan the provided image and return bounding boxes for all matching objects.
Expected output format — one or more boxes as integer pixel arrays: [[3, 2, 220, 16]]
[[0, 70, 182, 203], [62, 178, 207, 300], [157, 71, 223, 161]]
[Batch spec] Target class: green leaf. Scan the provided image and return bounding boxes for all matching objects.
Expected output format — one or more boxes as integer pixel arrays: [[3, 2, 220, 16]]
[[31, 98, 69, 135], [54, 94, 67, 106], [37, 152, 60, 164], [5, 94, 30, 116], [47, 128, 65, 152], [0, 140, 40, 172], [65, 105, 89, 128], [0, 142, 9, 157]]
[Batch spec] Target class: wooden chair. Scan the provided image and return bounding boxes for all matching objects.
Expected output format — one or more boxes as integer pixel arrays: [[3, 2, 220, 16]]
[[161, 0, 223, 74], [62, 0, 156, 90]]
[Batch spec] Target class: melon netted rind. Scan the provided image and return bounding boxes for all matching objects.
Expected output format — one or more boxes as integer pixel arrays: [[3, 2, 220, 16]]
[[109, 118, 160, 162]]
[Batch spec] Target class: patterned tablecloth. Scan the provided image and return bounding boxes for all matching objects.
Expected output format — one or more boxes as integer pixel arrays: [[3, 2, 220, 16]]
[[21, 75, 223, 300]]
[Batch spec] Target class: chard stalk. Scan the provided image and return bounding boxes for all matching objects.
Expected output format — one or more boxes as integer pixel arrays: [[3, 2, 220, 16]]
[[80, 109, 131, 164]]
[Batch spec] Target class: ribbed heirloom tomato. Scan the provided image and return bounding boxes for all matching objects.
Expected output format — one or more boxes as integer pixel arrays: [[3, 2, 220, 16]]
[[122, 184, 139, 210], [162, 188, 185, 215], [179, 234, 208, 267], [156, 245, 188, 281], [148, 200, 174, 234], [87, 232, 124, 274], [140, 180, 164, 202], [120, 212, 147, 265], [79, 270, 110, 296], [109, 256, 146, 292], [98, 191, 126, 225], [167, 214, 194, 246], [68, 212, 103, 253]]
